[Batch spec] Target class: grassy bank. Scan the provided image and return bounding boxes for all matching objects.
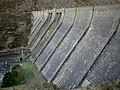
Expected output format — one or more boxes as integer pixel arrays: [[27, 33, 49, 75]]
[[0, 61, 63, 90]]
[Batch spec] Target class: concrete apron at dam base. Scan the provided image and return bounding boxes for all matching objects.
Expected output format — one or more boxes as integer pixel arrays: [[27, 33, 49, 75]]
[[29, 4, 120, 89]]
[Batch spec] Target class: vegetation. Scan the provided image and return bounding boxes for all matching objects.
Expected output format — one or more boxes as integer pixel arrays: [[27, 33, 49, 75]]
[[0, 61, 63, 90], [0, 12, 32, 50], [0, 0, 120, 90], [11, 65, 20, 70], [0, 0, 33, 12], [1, 62, 36, 88], [1, 71, 17, 87]]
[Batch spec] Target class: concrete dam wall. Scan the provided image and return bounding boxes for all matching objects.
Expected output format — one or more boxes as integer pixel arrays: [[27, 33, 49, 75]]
[[29, 5, 120, 89]]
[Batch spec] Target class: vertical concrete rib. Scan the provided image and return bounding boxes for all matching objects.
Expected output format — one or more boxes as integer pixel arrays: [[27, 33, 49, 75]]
[[30, 12, 52, 49], [81, 5, 120, 87], [53, 5, 120, 89], [41, 7, 93, 83], [31, 18, 40, 33], [31, 11, 44, 37], [35, 8, 76, 71], [32, 11, 43, 29], [30, 9, 56, 51], [32, 11, 37, 22], [33, 8, 64, 62], [28, 10, 50, 48], [80, 19, 120, 87], [31, 11, 61, 59]]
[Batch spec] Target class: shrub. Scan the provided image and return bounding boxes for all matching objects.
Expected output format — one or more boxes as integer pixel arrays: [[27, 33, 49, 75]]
[[1, 65, 20, 87], [11, 65, 20, 70], [1, 72, 16, 87]]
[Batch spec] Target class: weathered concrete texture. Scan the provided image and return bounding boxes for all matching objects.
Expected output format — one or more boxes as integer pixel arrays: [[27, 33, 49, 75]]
[[32, 11, 43, 25], [42, 7, 93, 83], [30, 4, 120, 89], [29, 9, 64, 63], [53, 5, 120, 89], [85, 15, 120, 86], [30, 9, 56, 57], [35, 8, 76, 71], [30, 9, 56, 52], [81, 5, 120, 87], [34, 8, 64, 62], [28, 10, 49, 47], [31, 11, 62, 59], [31, 11, 43, 34]]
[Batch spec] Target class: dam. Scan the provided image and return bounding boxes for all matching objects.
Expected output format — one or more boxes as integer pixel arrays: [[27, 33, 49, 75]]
[[29, 5, 120, 89]]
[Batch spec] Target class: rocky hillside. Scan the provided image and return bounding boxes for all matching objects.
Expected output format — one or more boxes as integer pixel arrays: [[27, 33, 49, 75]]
[[0, 0, 33, 12], [0, 12, 32, 50], [0, 0, 120, 51], [0, 0, 120, 12], [32, 0, 120, 10]]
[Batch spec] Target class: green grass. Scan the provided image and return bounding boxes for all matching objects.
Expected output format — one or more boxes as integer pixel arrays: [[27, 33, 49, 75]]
[[12, 62, 37, 85], [21, 62, 37, 78], [8, 63, 19, 69], [4, 62, 37, 86], [0, 61, 63, 90]]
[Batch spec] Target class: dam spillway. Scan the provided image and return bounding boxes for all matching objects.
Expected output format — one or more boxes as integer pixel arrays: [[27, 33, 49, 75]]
[[29, 5, 120, 89]]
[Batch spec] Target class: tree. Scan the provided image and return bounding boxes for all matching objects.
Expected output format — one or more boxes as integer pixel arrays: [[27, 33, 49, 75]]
[[1, 71, 16, 87]]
